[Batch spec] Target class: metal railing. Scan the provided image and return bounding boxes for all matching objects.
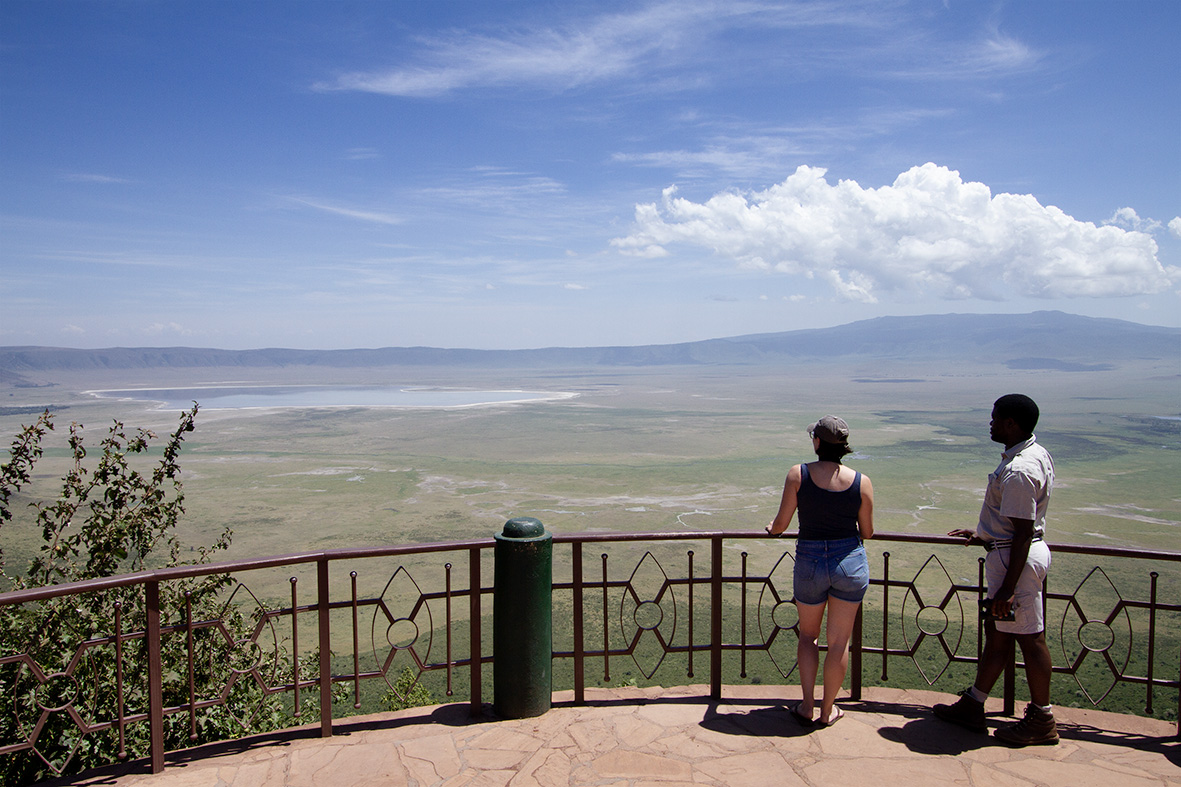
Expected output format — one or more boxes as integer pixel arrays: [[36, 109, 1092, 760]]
[[1, 531, 1178, 779]]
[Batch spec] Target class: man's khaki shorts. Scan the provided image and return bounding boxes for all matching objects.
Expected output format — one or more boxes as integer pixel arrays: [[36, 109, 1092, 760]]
[[985, 540, 1051, 635]]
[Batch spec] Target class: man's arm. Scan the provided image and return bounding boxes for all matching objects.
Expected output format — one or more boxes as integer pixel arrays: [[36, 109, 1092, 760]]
[[991, 516, 1035, 618]]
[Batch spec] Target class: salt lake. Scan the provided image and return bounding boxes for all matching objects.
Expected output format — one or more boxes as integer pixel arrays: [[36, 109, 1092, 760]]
[[87, 385, 576, 410]]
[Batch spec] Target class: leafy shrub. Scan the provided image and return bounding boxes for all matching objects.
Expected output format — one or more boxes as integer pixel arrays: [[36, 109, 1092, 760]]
[[0, 406, 327, 784], [382, 665, 437, 712]]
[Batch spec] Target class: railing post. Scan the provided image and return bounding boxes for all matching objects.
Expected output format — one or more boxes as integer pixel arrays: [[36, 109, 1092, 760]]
[[290, 577, 301, 717], [880, 551, 890, 681], [687, 550, 695, 680], [317, 557, 332, 737], [349, 571, 361, 710], [739, 552, 748, 678], [445, 563, 453, 697], [851, 605, 863, 700], [1003, 639, 1016, 717], [493, 517, 552, 718], [710, 535, 723, 701], [573, 541, 585, 704], [976, 557, 986, 660], [1147, 571, 1158, 715], [602, 554, 610, 682], [114, 600, 127, 760], [145, 580, 164, 774], [469, 545, 482, 716]]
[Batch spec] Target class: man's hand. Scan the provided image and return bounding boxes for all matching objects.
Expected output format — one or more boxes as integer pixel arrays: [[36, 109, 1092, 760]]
[[990, 594, 1015, 620], [948, 528, 984, 546], [991, 517, 1034, 621]]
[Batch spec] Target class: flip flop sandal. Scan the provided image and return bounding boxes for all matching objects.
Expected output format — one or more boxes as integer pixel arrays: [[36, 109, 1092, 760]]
[[817, 706, 844, 728]]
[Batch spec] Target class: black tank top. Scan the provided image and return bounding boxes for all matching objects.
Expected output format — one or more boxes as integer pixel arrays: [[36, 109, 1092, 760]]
[[797, 463, 862, 540]]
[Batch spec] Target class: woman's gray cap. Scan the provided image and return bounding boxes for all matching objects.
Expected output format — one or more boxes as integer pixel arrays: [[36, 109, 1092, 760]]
[[807, 415, 850, 444]]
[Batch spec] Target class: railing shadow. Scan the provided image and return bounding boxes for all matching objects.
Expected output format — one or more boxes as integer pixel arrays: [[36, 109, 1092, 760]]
[[35, 701, 499, 787]]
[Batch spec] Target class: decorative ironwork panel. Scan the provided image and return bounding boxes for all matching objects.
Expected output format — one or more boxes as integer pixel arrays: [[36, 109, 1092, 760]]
[[618, 551, 676, 679], [1059, 566, 1133, 705], [372, 565, 435, 703], [756, 551, 799, 679], [899, 554, 966, 685]]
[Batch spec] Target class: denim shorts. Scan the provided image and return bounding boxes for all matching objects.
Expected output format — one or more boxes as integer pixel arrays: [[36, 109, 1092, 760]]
[[793, 536, 869, 605]]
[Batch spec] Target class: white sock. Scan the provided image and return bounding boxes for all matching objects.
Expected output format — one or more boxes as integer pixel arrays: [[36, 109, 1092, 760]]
[[967, 686, 988, 703]]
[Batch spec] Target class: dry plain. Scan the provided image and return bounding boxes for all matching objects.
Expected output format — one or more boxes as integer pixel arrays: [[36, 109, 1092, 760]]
[[4, 358, 1177, 556]]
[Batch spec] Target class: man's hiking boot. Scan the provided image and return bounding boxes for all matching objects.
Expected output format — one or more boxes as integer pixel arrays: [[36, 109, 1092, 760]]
[[994, 703, 1059, 747], [932, 690, 987, 733]]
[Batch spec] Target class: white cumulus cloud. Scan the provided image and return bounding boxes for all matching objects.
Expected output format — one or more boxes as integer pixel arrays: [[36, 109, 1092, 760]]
[[611, 163, 1174, 302], [1105, 207, 1162, 233]]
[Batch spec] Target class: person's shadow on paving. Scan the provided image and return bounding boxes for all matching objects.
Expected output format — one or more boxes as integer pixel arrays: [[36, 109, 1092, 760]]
[[698, 703, 821, 739], [812, 698, 996, 754], [872, 702, 1181, 763], [876, 714, 994, 755], [697, 697, 995, 752]]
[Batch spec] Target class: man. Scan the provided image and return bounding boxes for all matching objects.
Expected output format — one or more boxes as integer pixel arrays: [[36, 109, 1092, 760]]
[[933, 394, 1058, 746]]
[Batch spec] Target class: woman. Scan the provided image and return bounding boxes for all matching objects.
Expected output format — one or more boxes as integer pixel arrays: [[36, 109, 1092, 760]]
[[765, 415, 874, 727]]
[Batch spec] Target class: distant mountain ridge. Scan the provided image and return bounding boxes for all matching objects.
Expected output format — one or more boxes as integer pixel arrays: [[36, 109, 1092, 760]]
[[1, 312, 1177, 377]]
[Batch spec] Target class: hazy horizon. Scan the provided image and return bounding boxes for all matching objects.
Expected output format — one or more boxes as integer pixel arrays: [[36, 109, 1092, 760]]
[[2, 309, 1178, 354]]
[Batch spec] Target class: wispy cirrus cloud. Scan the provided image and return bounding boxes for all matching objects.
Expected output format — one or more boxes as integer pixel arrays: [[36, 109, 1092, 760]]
[[415, 168, 567, 213], [59, 172, 134, 184], [284, 196, 402, 226], [612, 108, 956, 179], [314, 3, 686, 97], [314, 1, 1048, 99], [879, 30, 1044, 80], [343, 147, 382, 161]]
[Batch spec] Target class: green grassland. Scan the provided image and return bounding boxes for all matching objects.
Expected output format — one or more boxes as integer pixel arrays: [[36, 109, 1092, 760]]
[[2, 357, 1178, 720]]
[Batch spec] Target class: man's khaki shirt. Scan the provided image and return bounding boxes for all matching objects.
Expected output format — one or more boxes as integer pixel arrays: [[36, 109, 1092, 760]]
[[977, 435, 1054, 542]]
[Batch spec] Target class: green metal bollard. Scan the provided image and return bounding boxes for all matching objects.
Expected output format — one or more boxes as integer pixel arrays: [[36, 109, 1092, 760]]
[[493, 517, 553, 718]]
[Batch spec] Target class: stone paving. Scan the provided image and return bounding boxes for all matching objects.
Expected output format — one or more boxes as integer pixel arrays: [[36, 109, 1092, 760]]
[[54, 686, 1178, 786]]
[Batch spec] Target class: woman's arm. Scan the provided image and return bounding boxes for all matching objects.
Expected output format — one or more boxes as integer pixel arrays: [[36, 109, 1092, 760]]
[[857, 474, 874, 540], [766, 464, 802, 535]]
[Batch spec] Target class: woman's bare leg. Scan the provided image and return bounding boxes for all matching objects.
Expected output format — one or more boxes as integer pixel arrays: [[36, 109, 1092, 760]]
[[795, 599, 827, 717], [819, 596, 861, 724]]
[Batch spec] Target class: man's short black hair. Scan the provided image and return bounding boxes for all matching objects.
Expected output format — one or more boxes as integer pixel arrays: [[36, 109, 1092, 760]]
[[994, 393, 1040, 434]]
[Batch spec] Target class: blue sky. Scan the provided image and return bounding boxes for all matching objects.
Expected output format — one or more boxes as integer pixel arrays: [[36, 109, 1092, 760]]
[[2, 0, 1178, 350]]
